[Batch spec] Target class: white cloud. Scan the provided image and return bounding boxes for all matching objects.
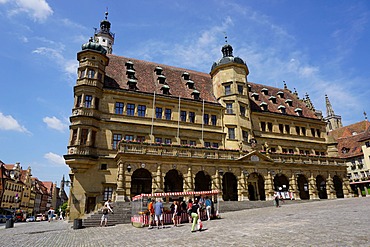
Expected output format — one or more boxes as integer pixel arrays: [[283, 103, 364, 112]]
[[44, 152, 65, 166], [0, 112, 29, 133], [3, 0, 53, 22], [32, 47, 77, 78], [43, 116, 68, 132]]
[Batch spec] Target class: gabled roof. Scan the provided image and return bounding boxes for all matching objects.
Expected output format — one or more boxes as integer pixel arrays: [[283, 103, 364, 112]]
[[105, 54, 218, 103], [248, 83, 319, 119], [237, 150, 274, 163]]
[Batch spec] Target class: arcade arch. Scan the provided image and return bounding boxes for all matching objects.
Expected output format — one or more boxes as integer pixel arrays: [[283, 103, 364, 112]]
[[333, 175, 344, 198], [194, 171, 212, 191], [316, 175, 327, 199], [247, 172, 266, 201], [297, 174, 309, 200], [222, 172, 238, 201], [164, 169, 183, 192], [130, 168, 152, 197]]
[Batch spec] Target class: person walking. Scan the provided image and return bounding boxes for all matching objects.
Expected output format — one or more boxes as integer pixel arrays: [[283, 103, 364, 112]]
[[147, 198, 155, 229], [100, 199, 113, 227], [205, 196, 212, 221], [172, 201, 179, 227], [47, 207, 55, 222], [274, 193, 280, 208], [190, 199, 200, 232], [154, 199, 164, 229], [187, 199, 193, 223]]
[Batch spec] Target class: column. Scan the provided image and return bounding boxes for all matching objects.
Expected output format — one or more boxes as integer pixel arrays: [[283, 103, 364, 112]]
[[264, 172, 274, 201], [124, 165, 131, 201], [309, 173, 318, 200], [154, 164, 163, 193], [289, 173, 298, 200], [238, 171, 249, 201], [342, 176, 352, 198], [185, 166, 193, 192], [326, 175, 334, 199], [115, 162, 125, 201]]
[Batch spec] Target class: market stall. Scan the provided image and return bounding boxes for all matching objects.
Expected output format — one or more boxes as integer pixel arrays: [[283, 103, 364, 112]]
[[131, 190, 220, 228]]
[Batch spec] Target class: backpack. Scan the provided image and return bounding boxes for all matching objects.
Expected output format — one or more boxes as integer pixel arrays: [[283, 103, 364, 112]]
[[102, 207, 109, 215]]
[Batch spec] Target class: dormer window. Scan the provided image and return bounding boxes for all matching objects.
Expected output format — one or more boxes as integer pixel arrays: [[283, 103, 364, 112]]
[[186, 80, 195, 89], [161, 84, 170, 95], [260, 102, 268, 111], [182, 72, 190, 80], [277, 91, 284, 98], [341, 147, 350, 154], [125, 61, 134, 70], [191, 89, 200, 100], [295, 108, 302, 116], [278, 105, 286, 114], [157, 75, 166, 84], [251, 92, 259, 100], [127, 78, 137, 90], [126, 69, 136, 79], [285, 99, 293, 107], [269, 96, 277, 104], [154, 66, 163, 75], [261, 88, 268, 95]]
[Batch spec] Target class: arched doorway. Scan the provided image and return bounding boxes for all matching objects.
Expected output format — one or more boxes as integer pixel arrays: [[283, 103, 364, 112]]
[[131, 168, 152, 197], [274, 174, 289, 192], [316, 175, 327, 199], [247, 172, 265, 201], [164, 169, 183, 192], [333, 175, 344, 198], [222, 172, 238, 201], [297, 174, 309, 200], [194, 171, 211, 191]]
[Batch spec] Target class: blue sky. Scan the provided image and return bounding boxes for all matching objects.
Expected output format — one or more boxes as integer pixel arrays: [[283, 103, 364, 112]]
[[0, 0, 369, 186]]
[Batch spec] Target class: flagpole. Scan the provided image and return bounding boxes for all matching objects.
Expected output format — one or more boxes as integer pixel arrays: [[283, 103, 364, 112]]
[[150, 91, 156, 143]]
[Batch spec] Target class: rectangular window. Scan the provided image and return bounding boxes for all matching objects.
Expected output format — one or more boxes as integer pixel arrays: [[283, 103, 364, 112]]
[[103, 187, 113, 201], [165, 138, 172, 144], [97, 72, 102, 81], [180, 111, 187, 122], [268, 122, 273, 132], [238, 85, 243, 94], [282, 148, 287, 154], [305, 150, 310, 155], [71, 129, 78, 145], [226, 103, 233, 114], [240, 105, 245, 117], [87, 69, 95, 79], [181, 140, 187, 145], [85, 95, 92, 108], [211, 115, 217, 126], [316, 129, 321, 138], [302, 127, 306, 136], [228, 128, 235, 139], [203, 114, 209, 125], [95, 98, 99, 110], [127, 103, 135, 116], [189, 112, 195, 123], [242, 130, 248, 142], [285, 125, 290, 134], [189, 140, 196, 146], [165, 108, 172, 120], [156, 107, 163, 119], [296, 126, 301, 135], [261, 122, 266, 132], [289, 149, 294, 154], [138, 105, 146, 117], [212, 143, 219, 148], [311, 128, 315, 137], [79, 69, 85, 78], [125, 135, 134, 141], [279, 124, 284, 134], [76, 95, 82, 107], [81, 129, 88, 145], [155, 137, 162, 143], [137, 136, 145, 142], [205, 142, 211, 148], [100, 164, 107, 170], [91, 130, 96, 147], [112, 134, 122, 149], [115, 102, 124, 114], [225, 85, 231, 95]]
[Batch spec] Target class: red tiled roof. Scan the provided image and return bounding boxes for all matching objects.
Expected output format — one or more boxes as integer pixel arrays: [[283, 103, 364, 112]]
[[328, 120, 370, 141], [105, 54, 217, 103], [248, 82, 319, 119]]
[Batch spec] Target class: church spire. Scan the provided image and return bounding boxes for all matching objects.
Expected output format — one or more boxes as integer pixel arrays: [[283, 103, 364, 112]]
[[325, 94, 335, 117], [324, 94, 342, 132]]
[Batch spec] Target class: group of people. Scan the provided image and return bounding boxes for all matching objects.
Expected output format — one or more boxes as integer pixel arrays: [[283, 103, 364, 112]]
[[147, 196, 214, 232]]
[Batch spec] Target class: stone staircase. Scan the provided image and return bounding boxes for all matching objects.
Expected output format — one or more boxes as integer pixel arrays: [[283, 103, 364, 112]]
[[81, 199, 315, 227], [82, 202, 131, 228]]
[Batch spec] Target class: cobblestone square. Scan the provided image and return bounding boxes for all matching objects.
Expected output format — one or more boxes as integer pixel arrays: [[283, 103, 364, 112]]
[[1, 197, 369, 247]]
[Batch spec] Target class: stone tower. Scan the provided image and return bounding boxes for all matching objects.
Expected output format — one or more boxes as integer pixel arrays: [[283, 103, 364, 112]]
[[94, 11, 115, 54], [324, 94, 342, 133]]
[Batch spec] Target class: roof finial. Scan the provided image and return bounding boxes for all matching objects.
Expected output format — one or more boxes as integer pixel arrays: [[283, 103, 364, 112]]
[[224, 32, 228, 43], [364, 110, 368, 120], [283, 81, 287, 90], [105, 7, 109, 20]]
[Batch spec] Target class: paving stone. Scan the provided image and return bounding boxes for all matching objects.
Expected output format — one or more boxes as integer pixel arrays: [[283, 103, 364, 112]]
[[0, 197, 369, 246]]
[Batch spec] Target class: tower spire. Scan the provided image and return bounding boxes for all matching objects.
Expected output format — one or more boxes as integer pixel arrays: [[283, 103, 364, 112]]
[[324, 94, 342, 132], [325, 94, 335, 117], [94, 10, 115, 54]]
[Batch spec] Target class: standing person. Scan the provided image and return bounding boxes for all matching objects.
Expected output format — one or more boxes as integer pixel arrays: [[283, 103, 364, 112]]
[[147, 198, 155, 229], [154, 199, 164, 229], [48, 207, 55, 222], [179, 200, 186, 224], [205, 196, 212, 221], [100, 200, 113, 227], [187, 199, 193, 223], [172, 201, 178, 227], [274, 193, 280, 208], [191, 199, 200, 232]]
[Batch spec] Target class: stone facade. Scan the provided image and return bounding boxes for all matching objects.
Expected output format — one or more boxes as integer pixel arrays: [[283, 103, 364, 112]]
[[64, 14, 350, 220]]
